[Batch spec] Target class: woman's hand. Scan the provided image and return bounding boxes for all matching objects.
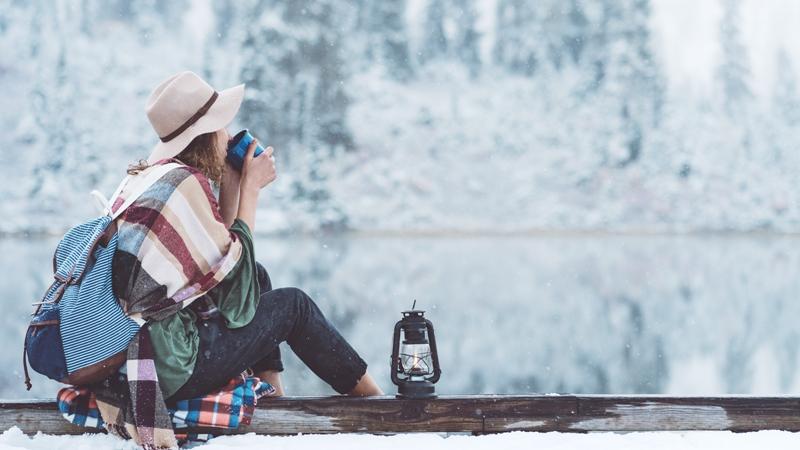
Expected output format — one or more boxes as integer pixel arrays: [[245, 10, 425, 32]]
[[241, 139, 277, 191], [236, 139, 274, 231]]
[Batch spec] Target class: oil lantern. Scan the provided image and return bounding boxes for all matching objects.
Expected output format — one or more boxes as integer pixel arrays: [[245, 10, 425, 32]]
[[391, 301, 441, 399]]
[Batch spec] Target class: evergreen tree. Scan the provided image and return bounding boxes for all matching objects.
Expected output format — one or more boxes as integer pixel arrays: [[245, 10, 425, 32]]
[[100, 0, 189, 41], [360, 1, 414, 81], [596, 0, 664, 166], [419, 0, 448, 63], [238, 0, 354, 228], [563, 0, 590, 65], [716, 0, 753, 119], [26, 3, 80, 211], [537, 2, 575, 71], [494, 0, 580, 76], [772, 48, 800, 127], [452, 0, 481, 77], [210, 0, 280, 45], [204, 0, 274, 83], [240, 1, 353, 156], [572, 1, 609, 93], [493, 0, 539, 76], [769, 48, 800, 168]]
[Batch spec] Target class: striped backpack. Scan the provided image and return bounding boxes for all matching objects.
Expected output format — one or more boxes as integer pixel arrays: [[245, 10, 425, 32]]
[[23, 162, 181, 389]]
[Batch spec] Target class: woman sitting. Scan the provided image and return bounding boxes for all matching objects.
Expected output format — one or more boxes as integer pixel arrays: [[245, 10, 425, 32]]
[[112, 70, 383, 404]]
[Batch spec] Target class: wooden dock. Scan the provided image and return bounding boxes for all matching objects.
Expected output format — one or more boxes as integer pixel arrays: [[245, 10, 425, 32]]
[[2, 395, 799, 435]]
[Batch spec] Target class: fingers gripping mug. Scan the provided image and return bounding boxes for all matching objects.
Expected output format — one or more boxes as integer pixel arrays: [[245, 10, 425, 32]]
[[226, 129, 265, 171]]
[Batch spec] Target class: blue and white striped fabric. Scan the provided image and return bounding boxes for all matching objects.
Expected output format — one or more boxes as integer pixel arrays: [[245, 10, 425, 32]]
[[49, 215, 141, 373]]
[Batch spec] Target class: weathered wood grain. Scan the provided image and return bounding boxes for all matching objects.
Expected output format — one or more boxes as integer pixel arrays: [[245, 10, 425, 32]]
[[0, 399, 89, 435], [2, 395, 798, 435], [239, 395, 577, 435], [569, 396, 800, 432]]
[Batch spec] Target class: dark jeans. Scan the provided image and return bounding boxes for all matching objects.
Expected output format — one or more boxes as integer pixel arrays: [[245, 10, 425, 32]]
[[166, 263, 368, 402]]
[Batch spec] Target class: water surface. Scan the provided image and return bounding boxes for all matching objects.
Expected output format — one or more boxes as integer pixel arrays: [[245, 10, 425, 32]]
[[2, 234, 799, 399]]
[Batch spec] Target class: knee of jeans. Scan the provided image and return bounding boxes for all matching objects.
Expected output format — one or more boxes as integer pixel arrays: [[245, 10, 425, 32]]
[[286, 286, 318, 312]]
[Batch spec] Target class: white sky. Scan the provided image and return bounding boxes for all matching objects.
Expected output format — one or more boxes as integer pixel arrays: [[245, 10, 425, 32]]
[[653, 0, 800, 97]]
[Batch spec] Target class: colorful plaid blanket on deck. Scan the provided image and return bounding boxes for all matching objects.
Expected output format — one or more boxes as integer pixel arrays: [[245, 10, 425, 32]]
[[58, 374, 275, 445]]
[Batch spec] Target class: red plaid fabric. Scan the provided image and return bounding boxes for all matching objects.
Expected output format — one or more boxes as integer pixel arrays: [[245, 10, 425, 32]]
[[58, 373, 276, 446]]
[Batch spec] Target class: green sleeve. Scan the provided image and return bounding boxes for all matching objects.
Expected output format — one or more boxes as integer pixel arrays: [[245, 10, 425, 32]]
[[206, 218, 261, 328], [149, 218, 259, 399], [147, 308, 199, 400]]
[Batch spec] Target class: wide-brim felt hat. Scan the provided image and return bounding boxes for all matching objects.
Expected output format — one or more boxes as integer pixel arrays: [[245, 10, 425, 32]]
[[145, 71, 245, 164]]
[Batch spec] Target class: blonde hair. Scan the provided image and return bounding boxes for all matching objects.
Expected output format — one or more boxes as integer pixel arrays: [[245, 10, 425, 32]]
[[128, 132, 223, 184]]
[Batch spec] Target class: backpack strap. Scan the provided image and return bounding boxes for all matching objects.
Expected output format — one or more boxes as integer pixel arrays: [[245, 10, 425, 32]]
[[95, 162, 183, 220], [110, 162, 183, 220], [22, 332, 32, 390]]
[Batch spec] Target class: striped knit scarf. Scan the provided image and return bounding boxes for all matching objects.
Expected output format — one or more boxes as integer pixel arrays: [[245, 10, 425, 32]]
[[95, 159, 244, 449], [92, 331, 175, 449]]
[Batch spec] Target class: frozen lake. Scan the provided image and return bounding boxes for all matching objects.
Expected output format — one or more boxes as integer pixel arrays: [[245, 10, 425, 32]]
[[3, 233, 799, 399]]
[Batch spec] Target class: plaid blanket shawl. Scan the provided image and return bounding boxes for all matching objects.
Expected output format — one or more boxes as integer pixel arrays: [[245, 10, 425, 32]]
[[85, 159, 245, 449], [111, 158, 243, 322], [58, 374, 275, 445]]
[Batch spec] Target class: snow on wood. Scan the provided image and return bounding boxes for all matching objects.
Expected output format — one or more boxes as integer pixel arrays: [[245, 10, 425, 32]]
[[1, 395, 799, 436]]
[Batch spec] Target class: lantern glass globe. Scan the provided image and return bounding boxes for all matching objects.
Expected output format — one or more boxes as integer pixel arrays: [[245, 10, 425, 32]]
[[399, 342, 433, 378]]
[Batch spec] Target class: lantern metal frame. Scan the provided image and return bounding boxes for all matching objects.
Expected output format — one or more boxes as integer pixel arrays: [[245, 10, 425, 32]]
[[391, 309, 441, 399]]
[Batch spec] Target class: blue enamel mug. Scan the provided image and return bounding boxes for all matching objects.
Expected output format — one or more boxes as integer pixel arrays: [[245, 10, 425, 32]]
[[226, 129, 265, 171]]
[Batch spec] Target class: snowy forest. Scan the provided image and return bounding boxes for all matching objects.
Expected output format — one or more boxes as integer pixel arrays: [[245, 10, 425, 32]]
[[1, 0, 800, 234]]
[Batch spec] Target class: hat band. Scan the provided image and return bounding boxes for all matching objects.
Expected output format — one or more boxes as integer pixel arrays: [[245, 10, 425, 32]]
[[159, 91, 219, 143]]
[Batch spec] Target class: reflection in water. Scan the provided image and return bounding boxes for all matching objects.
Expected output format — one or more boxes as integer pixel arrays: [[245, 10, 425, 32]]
[[2, 234, 799, 399]]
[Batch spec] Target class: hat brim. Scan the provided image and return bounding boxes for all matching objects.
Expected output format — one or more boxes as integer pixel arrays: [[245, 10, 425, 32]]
[[146, 83, 245, 164]]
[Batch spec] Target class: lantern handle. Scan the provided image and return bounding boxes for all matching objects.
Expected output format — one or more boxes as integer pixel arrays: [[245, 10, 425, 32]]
[[424, 318, 441, 384], [390, 320, 403, 387]]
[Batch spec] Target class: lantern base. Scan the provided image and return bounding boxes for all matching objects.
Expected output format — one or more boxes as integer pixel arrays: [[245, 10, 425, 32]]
[[396, 381, 437, 399]]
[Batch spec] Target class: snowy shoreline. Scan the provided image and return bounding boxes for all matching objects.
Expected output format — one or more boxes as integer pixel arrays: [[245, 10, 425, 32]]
[[2, 427, 800, 450], [8, 228, 800, 240]]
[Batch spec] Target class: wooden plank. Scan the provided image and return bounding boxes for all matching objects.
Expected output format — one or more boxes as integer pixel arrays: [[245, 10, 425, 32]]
[[0, 400, 89, 435], [568, 396, 800, 432], [240, 395, 577, 435], [1, 396, 798, 435]]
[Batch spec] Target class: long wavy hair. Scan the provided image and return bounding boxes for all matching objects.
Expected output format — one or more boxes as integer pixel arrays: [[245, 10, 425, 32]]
[[127, 131, 224, 184]]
